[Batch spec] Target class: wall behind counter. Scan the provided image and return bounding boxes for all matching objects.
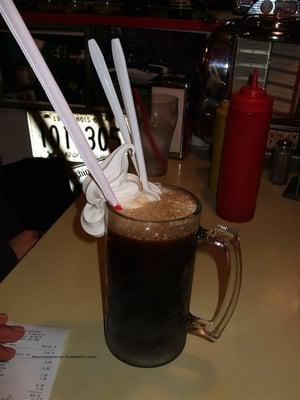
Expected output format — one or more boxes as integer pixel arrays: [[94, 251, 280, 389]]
[[0, 108, 33, 164]]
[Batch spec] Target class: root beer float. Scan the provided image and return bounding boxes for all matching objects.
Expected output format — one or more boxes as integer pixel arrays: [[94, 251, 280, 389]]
[[81, 146, 242, 367]]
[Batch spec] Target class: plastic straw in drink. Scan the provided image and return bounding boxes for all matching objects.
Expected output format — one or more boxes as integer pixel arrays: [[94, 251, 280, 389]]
[[111, 38, 159, 199]]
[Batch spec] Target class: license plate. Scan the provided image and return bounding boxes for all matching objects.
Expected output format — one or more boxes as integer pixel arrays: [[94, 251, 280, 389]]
[[27, 110, 120, 163]]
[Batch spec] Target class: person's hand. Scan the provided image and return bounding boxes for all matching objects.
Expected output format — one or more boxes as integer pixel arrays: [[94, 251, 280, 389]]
[[0, 313, 25, 361], [9, 230, 41, 260]]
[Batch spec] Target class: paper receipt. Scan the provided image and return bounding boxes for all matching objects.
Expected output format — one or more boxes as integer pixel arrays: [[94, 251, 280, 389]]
[[0, 323, 69, 400]]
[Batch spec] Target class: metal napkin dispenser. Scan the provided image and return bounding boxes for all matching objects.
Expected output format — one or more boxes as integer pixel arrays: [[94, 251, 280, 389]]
[[149, 74, 190, 159]]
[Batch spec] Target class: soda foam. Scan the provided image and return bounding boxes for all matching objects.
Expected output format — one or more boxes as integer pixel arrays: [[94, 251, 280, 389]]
[[109, 187, 199, 241], [120, 187, 197, 221]]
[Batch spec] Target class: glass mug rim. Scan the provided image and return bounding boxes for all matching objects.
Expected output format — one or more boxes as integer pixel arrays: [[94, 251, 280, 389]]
[[106, 184, 202, 224]]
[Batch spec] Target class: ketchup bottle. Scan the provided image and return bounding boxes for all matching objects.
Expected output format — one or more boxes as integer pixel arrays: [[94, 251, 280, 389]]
[[216, 70, 273, 222]]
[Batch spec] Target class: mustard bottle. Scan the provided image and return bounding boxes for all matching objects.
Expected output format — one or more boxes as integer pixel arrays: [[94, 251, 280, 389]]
[[209, 100, 230, 192]]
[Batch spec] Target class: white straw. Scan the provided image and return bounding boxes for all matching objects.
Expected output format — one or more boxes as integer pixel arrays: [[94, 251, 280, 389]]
[[88, 39, 131, 144], [111, 38, 156, 197], [87, 39, 138, 173], [0, 0, 119, 208]]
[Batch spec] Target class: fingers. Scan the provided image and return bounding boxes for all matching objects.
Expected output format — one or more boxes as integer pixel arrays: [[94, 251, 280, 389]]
[[0, 324, 25, 344], [0, 317, 25, 362], [0, 313, 8, 324], [0, 344, 16, 362]]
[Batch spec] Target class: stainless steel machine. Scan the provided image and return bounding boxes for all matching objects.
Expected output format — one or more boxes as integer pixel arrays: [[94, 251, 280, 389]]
[[200, 0, 300, 155]]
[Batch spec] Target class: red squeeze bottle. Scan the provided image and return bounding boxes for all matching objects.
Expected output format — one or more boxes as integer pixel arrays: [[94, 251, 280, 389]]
[[216, 70, 273, 222]]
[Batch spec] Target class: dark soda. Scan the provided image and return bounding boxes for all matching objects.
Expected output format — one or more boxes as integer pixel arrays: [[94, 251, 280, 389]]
[[104, 230, 197, 367]]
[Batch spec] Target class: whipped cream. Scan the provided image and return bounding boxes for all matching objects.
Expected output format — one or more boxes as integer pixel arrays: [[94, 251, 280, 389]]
[[80, 144, 161, 237]]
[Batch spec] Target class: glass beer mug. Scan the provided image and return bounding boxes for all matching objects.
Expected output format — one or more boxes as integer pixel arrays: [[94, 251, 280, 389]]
[[104, 185, 242, 367]]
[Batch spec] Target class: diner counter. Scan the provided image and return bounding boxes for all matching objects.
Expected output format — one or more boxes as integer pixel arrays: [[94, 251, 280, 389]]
[[1, 151, 300, 400]]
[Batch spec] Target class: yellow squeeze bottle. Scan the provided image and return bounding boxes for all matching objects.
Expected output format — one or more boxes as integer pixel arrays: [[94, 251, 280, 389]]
[[209, 100, 230, 192]]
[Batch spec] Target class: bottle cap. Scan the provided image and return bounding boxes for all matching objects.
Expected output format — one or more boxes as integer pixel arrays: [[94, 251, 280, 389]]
[[231, 69, 273, 113]]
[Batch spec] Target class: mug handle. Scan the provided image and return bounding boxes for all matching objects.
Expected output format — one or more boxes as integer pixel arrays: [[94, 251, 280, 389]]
[[187, 224, 242, 342]]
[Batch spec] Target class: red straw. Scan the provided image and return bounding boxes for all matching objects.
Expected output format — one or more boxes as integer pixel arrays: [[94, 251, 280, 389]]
[[132, 88, 167, 171]]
